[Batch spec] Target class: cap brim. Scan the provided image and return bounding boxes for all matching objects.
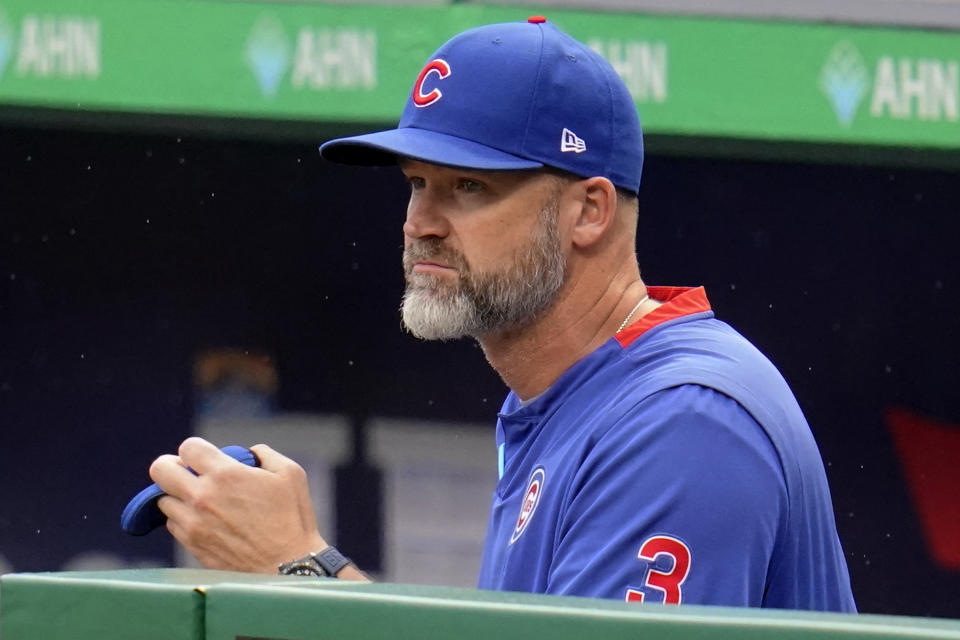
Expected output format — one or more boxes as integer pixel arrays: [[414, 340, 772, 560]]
[[320, 127, 544, 171]]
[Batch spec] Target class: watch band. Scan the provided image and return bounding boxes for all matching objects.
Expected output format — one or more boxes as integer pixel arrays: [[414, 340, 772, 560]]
[[278, 546, 353, 577]]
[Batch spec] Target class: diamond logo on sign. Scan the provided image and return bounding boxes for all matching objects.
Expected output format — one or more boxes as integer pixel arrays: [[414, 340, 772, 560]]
[[820, 41, 871, 127], [245, 13, 291, 98], [0, 8, 15, 82]]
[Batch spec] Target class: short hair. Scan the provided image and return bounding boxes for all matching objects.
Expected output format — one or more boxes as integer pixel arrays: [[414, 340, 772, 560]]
[[616, 187, 639, 216], [542, 167, 638, 216]]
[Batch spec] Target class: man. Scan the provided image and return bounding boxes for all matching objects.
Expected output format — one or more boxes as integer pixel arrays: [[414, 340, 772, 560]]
[[150, 18, 856, 610]]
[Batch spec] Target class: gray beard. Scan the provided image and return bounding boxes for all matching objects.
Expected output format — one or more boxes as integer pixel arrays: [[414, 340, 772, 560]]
[[400, 198, 566, 341]]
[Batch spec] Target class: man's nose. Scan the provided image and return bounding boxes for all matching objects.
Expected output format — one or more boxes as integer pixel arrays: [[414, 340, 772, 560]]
[[403, 193, 450, 239]]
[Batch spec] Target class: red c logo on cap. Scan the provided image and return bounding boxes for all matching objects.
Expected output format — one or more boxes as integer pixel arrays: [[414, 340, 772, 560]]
[[412, 59, 452, 108]]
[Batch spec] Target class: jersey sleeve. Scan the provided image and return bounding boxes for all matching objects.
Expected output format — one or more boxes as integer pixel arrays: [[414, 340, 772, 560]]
[[545, 384, 787, 606]]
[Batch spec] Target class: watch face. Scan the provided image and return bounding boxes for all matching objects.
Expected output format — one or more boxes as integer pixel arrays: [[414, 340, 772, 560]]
[[281, 560, 323, 577], [279, 548, 348, 577]]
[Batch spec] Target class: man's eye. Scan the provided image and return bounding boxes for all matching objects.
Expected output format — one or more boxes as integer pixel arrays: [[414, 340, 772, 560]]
[[459, 179, 484, 193], [406, 176, 425, 190]]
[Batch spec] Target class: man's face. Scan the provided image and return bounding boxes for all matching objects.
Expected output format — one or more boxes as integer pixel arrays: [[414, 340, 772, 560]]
[[399, 161, 567, 340]]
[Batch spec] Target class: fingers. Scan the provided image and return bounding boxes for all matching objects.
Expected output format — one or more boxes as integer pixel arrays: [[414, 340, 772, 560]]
[[178, 437, 236, 474], [149, 453, 199, 499], [149, 437, 244, 499], [159, 496, 233, 572], [156, 494, 187, 521]]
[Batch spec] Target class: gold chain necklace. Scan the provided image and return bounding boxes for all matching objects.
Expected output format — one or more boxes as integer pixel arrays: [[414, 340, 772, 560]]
[[617, 295, 650, 333]]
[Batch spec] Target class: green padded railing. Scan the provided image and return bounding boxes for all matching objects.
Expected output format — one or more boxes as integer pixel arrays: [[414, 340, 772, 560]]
[[2, 569, 960, 639]]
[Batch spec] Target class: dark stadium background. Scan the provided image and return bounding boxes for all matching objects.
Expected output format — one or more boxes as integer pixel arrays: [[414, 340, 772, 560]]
[[0, 123, 957, 617]]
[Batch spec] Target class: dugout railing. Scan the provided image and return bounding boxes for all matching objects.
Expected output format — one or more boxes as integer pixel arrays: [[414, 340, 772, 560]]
[[3, 569, 960, 639]]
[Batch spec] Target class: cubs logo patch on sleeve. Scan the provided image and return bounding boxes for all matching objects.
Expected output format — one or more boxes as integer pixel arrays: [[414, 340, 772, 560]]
[[510, 466, 545, 544], [625, 535, 692, 605]]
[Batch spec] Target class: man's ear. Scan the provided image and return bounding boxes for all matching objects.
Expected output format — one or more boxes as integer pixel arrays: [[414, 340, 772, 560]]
[[569, 177, 618, 249]]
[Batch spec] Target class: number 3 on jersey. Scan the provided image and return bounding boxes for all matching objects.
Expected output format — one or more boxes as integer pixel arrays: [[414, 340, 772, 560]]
[[625, 535, 692, 605]]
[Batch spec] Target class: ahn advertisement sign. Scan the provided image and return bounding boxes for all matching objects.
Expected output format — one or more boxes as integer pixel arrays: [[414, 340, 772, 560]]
[[1, 1, 960, 153], [0, 7, 101, 82], [821, 40, 958, 127]]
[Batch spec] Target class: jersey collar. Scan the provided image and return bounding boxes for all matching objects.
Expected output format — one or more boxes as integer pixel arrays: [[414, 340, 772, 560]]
[[615, 286, 712, 348], [499, 286, 713, 421]]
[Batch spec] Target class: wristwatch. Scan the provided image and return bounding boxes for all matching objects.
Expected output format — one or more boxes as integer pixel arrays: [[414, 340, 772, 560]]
[[278, 546, 353, 578]]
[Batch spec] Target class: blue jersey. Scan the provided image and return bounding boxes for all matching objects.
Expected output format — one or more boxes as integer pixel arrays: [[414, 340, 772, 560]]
[[477, 287, 855, 611]]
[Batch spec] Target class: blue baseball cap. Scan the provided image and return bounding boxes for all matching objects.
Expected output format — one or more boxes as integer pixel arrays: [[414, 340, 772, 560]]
[[320, 17, 644, 193]]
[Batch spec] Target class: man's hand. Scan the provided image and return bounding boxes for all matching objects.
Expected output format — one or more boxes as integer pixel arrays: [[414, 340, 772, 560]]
[[149, 437, 326, 574]]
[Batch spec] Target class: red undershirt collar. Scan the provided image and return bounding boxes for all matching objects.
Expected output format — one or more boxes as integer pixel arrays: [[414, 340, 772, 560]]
[[615, 286, 712, 348]]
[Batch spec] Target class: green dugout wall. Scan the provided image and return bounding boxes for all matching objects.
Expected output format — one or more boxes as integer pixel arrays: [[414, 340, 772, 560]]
[[3, 570, 960, 639], [1, 0, 959, 165]]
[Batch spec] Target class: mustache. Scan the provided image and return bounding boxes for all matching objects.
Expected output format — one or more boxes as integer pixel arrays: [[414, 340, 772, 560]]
[[403, 239, 469, 275]]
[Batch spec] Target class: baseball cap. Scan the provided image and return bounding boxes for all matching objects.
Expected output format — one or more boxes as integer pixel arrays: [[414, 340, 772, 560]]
[[319, 17, 644, 193]]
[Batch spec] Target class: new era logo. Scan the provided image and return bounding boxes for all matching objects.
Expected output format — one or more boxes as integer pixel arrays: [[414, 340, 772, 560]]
[[560, 128, 586, 153]]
